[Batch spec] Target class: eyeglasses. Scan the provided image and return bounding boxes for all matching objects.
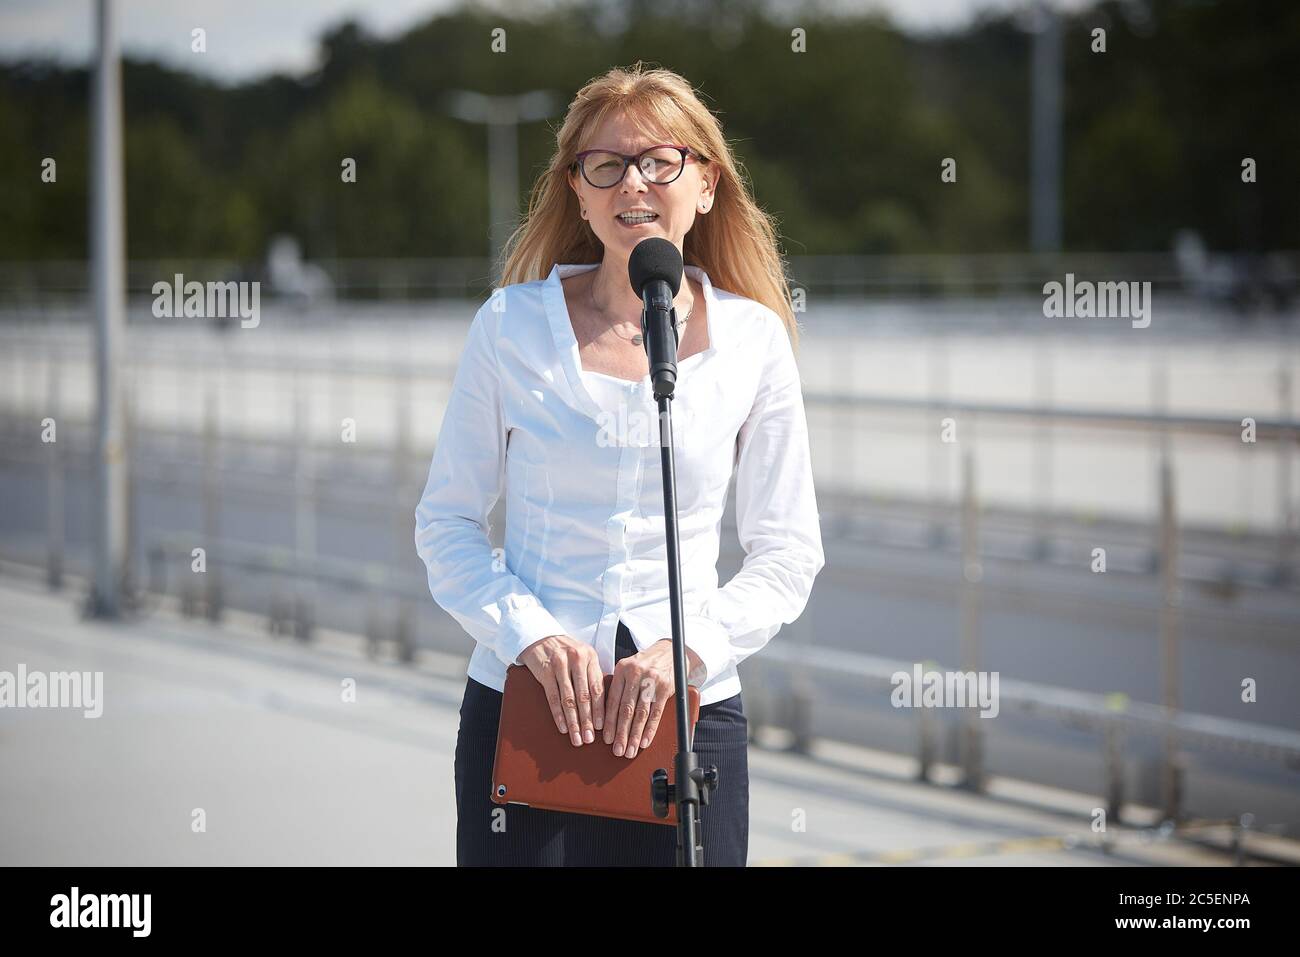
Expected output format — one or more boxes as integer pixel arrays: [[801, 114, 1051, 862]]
[[572, 144, 695, 189]]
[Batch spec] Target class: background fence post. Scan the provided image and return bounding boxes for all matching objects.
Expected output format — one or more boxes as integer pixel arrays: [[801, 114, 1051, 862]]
[[1159, 455, 1183, 823], [202, 380, 223, 621], [959, 446, 985, 792], [1278, 366, 1296, 585], [292, 367, 316, 642], [393, 367, 416, 663], [45, 342, 63, 590]]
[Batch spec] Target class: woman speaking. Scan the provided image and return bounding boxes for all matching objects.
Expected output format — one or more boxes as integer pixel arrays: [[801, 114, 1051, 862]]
[[414, 62, 824, 866]]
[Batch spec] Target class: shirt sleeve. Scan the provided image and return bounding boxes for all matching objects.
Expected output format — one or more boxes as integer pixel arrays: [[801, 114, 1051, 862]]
[[682, 312, 826, 686], [413, 301, 567, 668]]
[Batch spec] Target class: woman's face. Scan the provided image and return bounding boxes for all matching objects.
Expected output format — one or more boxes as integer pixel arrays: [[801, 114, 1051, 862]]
[[568, 110, 713, 260]]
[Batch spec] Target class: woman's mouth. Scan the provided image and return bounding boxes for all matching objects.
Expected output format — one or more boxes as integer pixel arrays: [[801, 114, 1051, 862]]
[[616, 211, 659, 227]]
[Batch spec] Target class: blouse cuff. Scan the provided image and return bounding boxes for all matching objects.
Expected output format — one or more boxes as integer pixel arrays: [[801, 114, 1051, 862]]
[[684, 614, 732, 687], [496, 595, 566, 668]]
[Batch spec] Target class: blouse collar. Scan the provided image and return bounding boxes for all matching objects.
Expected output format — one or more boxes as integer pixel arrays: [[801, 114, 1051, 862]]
[[541, 261, 719, 416]]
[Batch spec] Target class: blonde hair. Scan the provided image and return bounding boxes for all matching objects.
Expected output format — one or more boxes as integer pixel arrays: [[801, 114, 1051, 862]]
[[499, 61, 800, 351]]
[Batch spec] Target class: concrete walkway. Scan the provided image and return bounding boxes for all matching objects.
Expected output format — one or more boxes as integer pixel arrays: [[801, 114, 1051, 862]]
[[0, 573, 1245, 866]]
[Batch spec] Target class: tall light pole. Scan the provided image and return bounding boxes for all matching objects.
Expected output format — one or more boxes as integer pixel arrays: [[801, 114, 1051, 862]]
[[445, 90, 559, 281], [90, 0, 128, 617], [1030, 0, 1063, 253]]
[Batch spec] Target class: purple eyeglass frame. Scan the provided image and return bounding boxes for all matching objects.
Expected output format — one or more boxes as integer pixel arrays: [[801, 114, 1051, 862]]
[[571, 144, 696, 188]]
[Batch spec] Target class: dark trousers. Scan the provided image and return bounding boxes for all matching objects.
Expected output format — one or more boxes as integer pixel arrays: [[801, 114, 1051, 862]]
[[453, 620, 749, 866]]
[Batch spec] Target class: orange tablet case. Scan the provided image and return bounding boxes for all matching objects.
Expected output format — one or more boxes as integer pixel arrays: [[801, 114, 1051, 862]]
[[490, 664, 701, 825]]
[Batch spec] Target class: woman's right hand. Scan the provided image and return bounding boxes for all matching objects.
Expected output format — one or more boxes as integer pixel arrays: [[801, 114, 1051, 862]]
[[518, 635, 605, 747]]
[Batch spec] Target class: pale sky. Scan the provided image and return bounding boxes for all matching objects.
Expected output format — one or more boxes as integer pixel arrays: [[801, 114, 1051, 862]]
[[0, 0, 1095, 84]]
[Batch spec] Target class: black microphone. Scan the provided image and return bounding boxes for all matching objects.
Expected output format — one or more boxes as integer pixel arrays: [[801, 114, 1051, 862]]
[[628, 237, 685, 399]]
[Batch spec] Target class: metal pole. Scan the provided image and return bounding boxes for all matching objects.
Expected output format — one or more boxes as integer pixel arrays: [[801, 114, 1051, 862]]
[[1278, 366, 1295, 581], [789, 615, 814, 755], [488, 114, 518, 279], [393, 369, 415, 662], [293, 370, 316, 641], [202, 382, 222, 620], [1030, 0, 1063, 253], [90, 0, 128, 618], [444, 90, 558, 283], [917, 657, 939, 782], [837, 332, 853, 515], [1032, 342, 1054, 558], [46, 343, 64, 590], [1103, 716, 1125, 825], [959, 447, 984, 791], [1158, 457, 1182, 822], [928, 339, 949, 521], [122, 374, 137, 601], [1149, 357, 1170, 569]]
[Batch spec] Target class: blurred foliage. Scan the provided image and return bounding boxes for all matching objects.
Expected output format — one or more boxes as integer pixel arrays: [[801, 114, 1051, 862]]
[[0, 0, 1295, 261]]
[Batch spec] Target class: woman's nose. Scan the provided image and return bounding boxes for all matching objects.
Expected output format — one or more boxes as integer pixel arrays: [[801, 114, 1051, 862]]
[[619, 161, 649, 192]]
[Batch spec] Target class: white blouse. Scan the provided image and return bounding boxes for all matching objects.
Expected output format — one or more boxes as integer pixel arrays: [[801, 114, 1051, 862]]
[[414, 262, 825, 706]]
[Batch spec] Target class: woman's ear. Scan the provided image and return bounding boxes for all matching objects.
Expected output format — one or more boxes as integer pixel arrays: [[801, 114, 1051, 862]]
[[698, 174, 715, 213], [567, 170, 587, 218]]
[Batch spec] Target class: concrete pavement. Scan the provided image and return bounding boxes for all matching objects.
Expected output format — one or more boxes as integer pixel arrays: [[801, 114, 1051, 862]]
[[0, 572, 1253, 866]]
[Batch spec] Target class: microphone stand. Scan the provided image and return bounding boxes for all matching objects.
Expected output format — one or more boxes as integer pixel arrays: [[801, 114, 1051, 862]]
[[641, 285, 719, 867]]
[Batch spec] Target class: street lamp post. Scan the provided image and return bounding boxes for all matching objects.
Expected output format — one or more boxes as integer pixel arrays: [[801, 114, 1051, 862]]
[[1029, 0, 1063, 254], [445, 90, 559, 281], [89, 0, 128, 618]]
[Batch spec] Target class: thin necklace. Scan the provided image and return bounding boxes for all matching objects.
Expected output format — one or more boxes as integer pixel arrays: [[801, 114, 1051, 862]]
[[588, 276, 693, 347]]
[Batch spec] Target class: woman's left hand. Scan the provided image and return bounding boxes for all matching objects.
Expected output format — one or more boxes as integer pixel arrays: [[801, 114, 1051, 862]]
[[604, 639, 703, 759]]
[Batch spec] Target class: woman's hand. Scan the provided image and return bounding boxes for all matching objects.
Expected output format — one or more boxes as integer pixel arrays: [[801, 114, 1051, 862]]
[[518, 635, 604, 747], [604, 640, 704, 759]]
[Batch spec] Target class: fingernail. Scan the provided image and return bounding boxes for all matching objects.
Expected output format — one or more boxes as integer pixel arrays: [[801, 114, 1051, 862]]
[[641, 737, 650, 748], [626, 746, 637, 758], [613, 743, 623, 756], [584, 729, 594, 743], [559, 724, 567, 733]]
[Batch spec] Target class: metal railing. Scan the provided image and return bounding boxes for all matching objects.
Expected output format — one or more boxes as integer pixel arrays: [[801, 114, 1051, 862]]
[[4, 251, 1298, 302], [1, 336, 1298, 834], [742, 640, 1300, 823]]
